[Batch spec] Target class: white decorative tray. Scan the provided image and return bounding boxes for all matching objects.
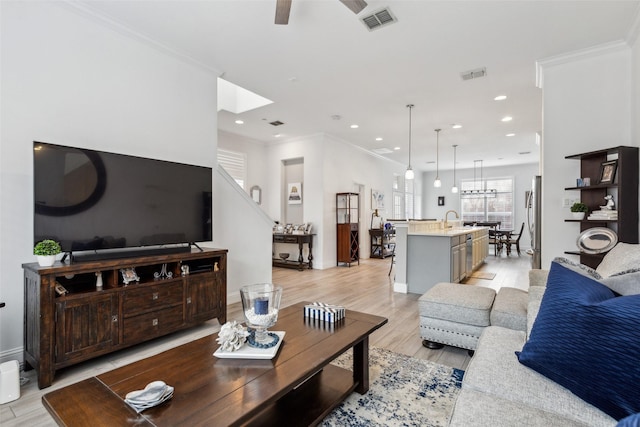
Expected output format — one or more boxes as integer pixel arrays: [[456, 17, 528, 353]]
[[213, 331, 285, 359]]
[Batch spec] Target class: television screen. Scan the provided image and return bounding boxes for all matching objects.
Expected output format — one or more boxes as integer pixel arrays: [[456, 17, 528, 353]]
[[34, 142, 212, 258]]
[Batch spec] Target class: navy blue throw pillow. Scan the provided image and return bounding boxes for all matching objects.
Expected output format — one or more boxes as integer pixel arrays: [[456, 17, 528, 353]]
[[617, 413, 640, 427], [517, 261, 640, 420]]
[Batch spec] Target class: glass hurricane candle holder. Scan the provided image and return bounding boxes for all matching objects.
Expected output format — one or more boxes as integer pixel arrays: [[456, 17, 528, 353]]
[[240, 283, 283, 345]]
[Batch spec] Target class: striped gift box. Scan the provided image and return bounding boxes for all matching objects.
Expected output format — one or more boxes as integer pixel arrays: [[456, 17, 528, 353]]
[[303, 302, 345, 323]]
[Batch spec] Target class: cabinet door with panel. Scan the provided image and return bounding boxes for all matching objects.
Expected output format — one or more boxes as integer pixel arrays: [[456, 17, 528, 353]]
[[55, 293, 119, 364], [187, 272, 223, 324]]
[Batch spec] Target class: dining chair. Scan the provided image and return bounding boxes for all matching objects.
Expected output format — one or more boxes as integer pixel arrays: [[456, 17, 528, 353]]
[[505, 222, 525, 256], [488, 228, 501, 255]]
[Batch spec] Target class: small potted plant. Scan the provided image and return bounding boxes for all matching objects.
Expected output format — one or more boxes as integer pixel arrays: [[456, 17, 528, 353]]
[[34, 239, 61, 267], [570, 202, 588, 220]]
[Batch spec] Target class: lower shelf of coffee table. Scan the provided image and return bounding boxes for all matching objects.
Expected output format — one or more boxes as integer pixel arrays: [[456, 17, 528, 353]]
[[244, 364, 357, 426]]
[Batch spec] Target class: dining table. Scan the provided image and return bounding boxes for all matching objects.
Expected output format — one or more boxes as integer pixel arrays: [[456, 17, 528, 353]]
[[494, 229, 513, 255]]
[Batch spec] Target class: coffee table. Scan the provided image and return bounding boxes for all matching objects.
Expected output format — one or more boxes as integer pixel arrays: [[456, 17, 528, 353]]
[[42, 301, 388, 426]]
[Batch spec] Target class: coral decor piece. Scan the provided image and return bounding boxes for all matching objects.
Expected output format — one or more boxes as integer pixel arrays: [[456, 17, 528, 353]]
[[216, 321, 250, 352]]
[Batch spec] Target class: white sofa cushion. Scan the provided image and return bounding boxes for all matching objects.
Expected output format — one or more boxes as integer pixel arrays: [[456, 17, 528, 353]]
[[462, 326, 615, 426], [450, 388, 598, 427], [596, 242, 640, 277]]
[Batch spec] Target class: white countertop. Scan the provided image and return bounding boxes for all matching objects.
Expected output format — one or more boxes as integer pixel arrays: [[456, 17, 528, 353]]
[[408, 226, 488, 237]]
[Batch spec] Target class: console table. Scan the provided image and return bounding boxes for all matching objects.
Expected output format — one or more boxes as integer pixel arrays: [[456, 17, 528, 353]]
[[272, 234, 314, 270], [23, 248, 227, 389]]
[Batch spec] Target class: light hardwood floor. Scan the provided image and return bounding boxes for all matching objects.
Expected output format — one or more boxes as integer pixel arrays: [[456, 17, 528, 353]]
[[1, 251, 531, 426]]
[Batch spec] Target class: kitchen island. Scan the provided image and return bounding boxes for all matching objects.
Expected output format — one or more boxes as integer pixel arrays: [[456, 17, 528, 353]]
[[391, 221, 489, 294]]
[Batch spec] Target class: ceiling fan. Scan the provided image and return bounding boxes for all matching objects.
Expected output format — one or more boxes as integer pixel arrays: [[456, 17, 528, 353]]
[[275, 0, 368, 25]]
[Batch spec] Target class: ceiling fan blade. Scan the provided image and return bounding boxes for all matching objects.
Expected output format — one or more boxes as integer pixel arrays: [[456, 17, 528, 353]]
[[275, 0, 292, 25], [339, 0, 367, 14]]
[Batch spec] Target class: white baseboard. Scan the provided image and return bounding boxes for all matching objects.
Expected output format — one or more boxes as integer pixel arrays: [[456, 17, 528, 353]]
[[393, 282, 408, 293], [0, 346, 24, 369]]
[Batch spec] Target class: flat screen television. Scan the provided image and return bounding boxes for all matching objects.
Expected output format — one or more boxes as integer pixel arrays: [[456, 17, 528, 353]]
[[34, 141, 212, 261]]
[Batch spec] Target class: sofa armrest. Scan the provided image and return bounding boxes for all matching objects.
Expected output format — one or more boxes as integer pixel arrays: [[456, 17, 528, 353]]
[[529, 269, 549, 288]]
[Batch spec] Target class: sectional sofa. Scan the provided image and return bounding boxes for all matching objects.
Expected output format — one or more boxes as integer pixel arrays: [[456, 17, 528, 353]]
[[447, 243, 640, 426]]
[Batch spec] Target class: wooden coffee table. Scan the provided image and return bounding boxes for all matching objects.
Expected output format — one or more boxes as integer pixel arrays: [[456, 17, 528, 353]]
[[42, 301, 387, 426]]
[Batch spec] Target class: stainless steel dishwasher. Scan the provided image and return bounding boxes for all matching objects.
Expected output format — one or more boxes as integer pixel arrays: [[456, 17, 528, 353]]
[[466, 233, 473, 274]]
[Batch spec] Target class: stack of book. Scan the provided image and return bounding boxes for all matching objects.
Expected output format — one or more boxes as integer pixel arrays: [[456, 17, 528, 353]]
[[304, 301, 345, 323], [587, 210, 618, 220]]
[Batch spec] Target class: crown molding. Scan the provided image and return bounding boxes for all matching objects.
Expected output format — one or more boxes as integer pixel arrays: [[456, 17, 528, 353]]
[[626, 4, 640, 46], [535, 40, 629, 89], [59, 1, 222, 77]]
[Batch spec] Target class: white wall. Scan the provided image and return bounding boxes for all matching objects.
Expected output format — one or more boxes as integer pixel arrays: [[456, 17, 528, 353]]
[[539, 42, 636, 269], [213, 167, 273, 304], [253, 132, 408, 269], [0, 3, 218, 361], [322, 134, 409, 267], [217, 130, 269, 200]]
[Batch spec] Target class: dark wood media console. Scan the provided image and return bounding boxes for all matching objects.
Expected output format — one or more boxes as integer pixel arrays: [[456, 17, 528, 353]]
[[23, 247, 227, 389]]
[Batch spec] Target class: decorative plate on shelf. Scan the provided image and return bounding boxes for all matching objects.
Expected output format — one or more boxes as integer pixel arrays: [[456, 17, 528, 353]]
[[576, 227, 618, 254]]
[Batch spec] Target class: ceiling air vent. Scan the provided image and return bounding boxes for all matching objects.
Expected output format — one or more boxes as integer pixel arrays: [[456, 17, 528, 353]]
[[361, 7, 397, 31], [460, 67, 487, 81], [269, 120, 284, 126]]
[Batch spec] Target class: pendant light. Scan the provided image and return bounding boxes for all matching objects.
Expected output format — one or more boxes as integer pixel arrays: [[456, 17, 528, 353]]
[[405, 104, 415, 180], [461, 160, 497, 198], [433, 129, 442, 187], [451, 144, 459, 193]]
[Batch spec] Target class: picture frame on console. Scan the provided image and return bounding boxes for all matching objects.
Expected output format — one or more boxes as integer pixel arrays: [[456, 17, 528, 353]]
[[120, 267, 140, 285]]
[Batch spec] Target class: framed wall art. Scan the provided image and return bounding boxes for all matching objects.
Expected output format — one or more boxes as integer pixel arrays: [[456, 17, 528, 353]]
[[371, 189, 385, 210], [288, 183, 302, 204]]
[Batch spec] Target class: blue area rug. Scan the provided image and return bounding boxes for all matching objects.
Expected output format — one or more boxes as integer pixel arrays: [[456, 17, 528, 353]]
[[321, 347, 464, 427]]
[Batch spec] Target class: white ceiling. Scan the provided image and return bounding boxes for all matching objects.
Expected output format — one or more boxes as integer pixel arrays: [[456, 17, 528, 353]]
[[78, 0, 640, 172]]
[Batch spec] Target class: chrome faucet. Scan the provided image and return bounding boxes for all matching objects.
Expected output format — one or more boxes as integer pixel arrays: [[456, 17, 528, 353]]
[[443, 210, 460, 228]]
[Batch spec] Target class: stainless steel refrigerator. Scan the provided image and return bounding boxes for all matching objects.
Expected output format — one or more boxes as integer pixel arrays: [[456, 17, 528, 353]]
[[527, 176, 542, 269]]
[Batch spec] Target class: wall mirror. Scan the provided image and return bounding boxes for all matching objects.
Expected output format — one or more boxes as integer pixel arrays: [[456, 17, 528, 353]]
[[250, 185, 262, 205]]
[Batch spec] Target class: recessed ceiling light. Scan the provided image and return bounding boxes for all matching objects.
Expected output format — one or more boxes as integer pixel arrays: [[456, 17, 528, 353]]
[[394, 147, 401, 150], [494, 95, 507, 101], [273, 133, 282, 137], [501, 116, 512, 122], [519, 151, 531, 155], [376, 137, 383, 141], [506, 133, 515, 137], [350, 124, 359, 129], [451, 124, 462, 129], [235, 120, 244, 124], [372, 148, 393, 154]]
